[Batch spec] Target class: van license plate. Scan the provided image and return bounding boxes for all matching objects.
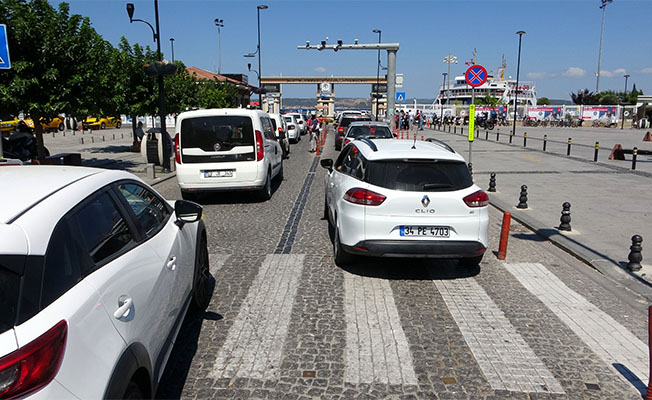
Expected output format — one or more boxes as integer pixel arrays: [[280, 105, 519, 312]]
[[203, 170, 233, 178], [400, 226, 450, 237]]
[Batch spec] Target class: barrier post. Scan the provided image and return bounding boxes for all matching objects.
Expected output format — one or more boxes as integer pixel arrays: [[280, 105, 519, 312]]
[[632, 147, 638, 170], [567, 138, 572, 156], [543, 135, 547, 151], [497, 212, 511, 260], [594, 142, 599, 162]]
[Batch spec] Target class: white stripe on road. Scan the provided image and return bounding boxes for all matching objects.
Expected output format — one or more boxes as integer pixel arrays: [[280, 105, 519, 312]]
[[344, 274, 417, 385], [209, 253, 230, 276], [505, 262, 649, 395], [210, 254, 305, 380], [434, 276, 564, 393]]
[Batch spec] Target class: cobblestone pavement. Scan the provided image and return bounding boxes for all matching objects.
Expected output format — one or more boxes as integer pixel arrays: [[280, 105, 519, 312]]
[[150, 128, 650, 399]]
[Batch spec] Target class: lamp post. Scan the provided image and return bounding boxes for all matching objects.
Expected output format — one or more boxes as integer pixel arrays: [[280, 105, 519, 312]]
[[621, 73, 630, 129], [442, 54, 457, 114], [169, 37, 175, 62], [214, 18, 224, 74], [512, 31, 526, 140], [441, 73, 447, 121], [373, 29, 381, 121], [127, 1, 170, 172], [596, 0, 613, 93]]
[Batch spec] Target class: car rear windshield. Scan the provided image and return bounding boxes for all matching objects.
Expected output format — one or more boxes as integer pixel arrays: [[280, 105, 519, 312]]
[[0, 258, 22, 334], [341, 117, 371, 127], [366, 160, 473, 192], [347, 125, 393, 139], [180, 116, 254, 151]]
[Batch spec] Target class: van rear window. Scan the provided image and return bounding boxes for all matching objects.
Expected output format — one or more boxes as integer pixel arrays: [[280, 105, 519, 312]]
[[181, 116, 254, 152]]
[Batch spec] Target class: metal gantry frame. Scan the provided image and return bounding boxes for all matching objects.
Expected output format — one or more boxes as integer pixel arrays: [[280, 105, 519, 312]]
[[297, 40, 399, 121]]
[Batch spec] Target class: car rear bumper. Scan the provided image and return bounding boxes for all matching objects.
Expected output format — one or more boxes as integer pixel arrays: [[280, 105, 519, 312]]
[[343, 240, 486, 258]]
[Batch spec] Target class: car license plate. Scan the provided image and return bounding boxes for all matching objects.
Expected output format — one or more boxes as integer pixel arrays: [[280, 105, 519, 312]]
[[400, 226, 450, 237], [203, 169, 233, 178]]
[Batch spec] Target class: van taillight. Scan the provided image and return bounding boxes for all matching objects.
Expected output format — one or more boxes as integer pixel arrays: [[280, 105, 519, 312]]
[[174, 133, 181, 164], [338, 126, 344, 134], [0, 320, 67, 399], [463, 190, 489, 207], [255, 130, 264, 161]]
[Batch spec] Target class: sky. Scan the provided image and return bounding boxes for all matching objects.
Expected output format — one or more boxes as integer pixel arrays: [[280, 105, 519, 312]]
[[52, 0, 652, 101]]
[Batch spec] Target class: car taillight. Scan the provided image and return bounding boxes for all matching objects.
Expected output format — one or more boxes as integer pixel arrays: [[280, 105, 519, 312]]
[[338, 126, 344, 134], [255, 130, 264, 161], [174, 133, 181, 164], [0, 320, 67, 399], [344, 139, 351, 146], [344, 188, 386, 206], [463, 190, 489, 207], [278, 127, 283, 133]]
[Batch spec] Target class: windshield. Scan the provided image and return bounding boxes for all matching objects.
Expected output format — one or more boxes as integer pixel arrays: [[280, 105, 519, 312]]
[[347, 125, 393, 139], [180, 116, 254, 151], [366, 160, 473, 192]]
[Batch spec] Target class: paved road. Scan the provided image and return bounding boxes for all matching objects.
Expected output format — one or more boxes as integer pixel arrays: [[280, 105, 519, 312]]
[[141, 128, 650, 399]]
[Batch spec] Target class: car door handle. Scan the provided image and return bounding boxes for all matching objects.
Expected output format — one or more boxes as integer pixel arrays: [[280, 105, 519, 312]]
[[166, 256, 177, 270], [113, 297, 133, 319]]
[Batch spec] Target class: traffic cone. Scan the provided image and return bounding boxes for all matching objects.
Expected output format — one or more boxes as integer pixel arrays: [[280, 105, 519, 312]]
[[643, 132, 652, 142]]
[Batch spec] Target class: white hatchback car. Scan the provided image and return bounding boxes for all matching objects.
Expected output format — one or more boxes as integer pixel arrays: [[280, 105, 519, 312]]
[[0, 166, 209, 399], [174, 109, 284, 201], [283, 114, 301, 143], [285, 113, 307, 135], [321, 138, 489, 266], [268, 113, 290, 158]]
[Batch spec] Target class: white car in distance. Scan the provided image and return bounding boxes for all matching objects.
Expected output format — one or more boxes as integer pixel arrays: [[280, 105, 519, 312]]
[[283, 114, 301, 143], [321, 138, 489, 266]]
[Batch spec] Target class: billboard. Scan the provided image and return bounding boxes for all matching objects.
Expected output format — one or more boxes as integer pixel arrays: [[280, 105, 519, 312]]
[[527, 106, 562, 121], [582, 106, 617, 120]]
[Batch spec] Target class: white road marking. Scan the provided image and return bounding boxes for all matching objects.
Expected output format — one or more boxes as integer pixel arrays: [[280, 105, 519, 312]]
[[434, 276, 565, 393], [209, 253, 230, 276], [344, 274, 417, 385], [505, 262, 649, 395], [210, 254, 305, 380]]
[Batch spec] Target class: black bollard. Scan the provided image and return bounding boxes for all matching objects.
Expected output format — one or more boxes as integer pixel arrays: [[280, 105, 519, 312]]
[[467, 163, 473, 177], [516, 185, 528, 209], [626, 235, 643, 271], [594, 142, 599, 162], [485, 129, 489, 140], [102, 135, 105, 142], [632, 147, 638, 170], [488, 173, 496, 192], [523, 132, 527, 147], [543, 135, 548, 151], [454, 125, 457, 134], [496, 129, 500, 141], [91, 136, 94, 143], [509, 130, 513, 144], [81, 137, 84, 144], [567, 138, 572, 156], [558, 202, 571, 231]]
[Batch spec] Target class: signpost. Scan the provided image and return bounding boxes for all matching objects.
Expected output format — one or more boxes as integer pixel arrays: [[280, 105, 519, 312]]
[[464, 65, 487, 165], [0, 25, 9, 160], [396, 92, 405, 103]]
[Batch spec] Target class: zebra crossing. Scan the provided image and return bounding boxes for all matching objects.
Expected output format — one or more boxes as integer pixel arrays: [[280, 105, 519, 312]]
[[205, 254, 646, 396]]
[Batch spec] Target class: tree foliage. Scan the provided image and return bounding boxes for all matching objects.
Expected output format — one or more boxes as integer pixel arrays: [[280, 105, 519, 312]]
[[570, 89, 599, 105], [476, 94, 502, 106], [537, 97, 550, 105]]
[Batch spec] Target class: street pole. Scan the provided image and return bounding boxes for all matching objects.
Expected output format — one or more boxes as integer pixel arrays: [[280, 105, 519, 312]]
[[441, 73, 447, 121], [622, 73, 630, 129], [215, 19, 224, 74], [256, 5, 267, 108], [512, 31, 526, 141], [373, 29, 381, 121], [153, 0, 170, 171], [169, 37, 175, 62], [596, 0, 612, 93], [387, 50, 397, 125]]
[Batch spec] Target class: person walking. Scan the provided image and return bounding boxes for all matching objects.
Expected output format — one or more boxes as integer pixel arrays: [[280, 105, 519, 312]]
[[309, 116, 320, 153]]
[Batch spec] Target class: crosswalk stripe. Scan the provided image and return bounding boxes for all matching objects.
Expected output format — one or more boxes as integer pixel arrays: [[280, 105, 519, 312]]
[[434, 276, 565, 393], [505, 262, 649, 395], [209, 253, 230, 276], [344, 274, 417, 385], [210, 254, 305, 380]]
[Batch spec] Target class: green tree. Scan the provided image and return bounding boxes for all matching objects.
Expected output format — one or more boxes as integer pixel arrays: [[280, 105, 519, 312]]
[[0, 0, 113, 158], [477, 94, 501, 106], [196, 79, 238, 109], [165, 62, 199, 115], [597, 90, 619, 105], [537, 97, 550, 105]]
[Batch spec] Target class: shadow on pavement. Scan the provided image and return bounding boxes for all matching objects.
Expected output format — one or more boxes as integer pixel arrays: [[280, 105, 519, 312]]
[[339, 257, 480, 281], [612, 363, 646, 396], [155, 277, 219, 399], [193, 178, 283, 205], [88, 145, 134, 154], [81, 158, 140, 170]]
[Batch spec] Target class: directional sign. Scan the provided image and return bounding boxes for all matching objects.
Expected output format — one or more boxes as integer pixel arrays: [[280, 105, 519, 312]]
[[465, 65, 487, 88], [0, 25, 11, 70], [396, 92, 406, 103]]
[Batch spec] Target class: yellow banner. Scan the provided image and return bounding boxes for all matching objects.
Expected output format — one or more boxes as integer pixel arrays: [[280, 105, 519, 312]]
[[468, 104, 475, 142]]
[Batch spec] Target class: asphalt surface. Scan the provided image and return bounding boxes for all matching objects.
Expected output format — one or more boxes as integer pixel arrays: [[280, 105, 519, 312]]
[[126, 127, 652, 399]]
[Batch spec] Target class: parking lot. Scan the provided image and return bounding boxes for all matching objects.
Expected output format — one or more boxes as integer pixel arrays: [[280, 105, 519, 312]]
[[134, 127, 652, 399]]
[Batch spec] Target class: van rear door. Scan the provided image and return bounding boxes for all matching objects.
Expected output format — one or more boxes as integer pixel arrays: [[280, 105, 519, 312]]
[[179, 115, 255, 164]]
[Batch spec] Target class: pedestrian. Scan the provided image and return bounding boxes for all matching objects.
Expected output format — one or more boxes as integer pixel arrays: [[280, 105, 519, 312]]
[[135, 121, 145, 141], [309, 117, 320, 153]]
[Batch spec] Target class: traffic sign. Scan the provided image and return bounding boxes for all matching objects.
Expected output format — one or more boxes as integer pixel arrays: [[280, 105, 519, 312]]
[[468, 104, 475, 142], [465, 65, 487, 87], [0, 25, 11, 70], [396, 92, 405, 102]]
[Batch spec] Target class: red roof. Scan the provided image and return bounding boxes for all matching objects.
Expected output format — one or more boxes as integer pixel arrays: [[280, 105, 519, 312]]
[[187, 66, 246, 87]]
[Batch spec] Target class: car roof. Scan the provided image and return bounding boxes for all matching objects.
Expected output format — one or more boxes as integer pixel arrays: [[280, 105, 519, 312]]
[[351, 139, 465, 162], [177, 108, 266, 121]]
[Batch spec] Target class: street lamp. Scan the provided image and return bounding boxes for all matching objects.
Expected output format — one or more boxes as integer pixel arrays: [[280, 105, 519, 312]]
[[441, 73, 447, 121], [596, 0, 613, 93], [373, 29, 381, 121], [442, 54, 457, 114], [214, 18, 224, 74], [169, 37, 175, 62], [512, 31, 526, 140], [126, 1, 170, 172], [622, 73, 630, 129], [246, 5, 267, 107]]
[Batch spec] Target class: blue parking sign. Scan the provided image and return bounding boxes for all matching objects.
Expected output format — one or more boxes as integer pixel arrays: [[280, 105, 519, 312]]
[[0, 25, 10, 70]]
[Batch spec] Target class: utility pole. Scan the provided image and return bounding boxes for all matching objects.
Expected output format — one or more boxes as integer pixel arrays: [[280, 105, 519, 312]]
[[596, 0, 613, 93]]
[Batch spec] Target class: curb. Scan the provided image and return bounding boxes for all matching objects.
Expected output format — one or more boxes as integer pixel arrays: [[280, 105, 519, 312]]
[[149, 171, 177, 187], [489, 197, 652, 301]]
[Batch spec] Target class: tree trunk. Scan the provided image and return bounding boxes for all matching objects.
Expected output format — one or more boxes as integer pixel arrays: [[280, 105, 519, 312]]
[[131, 114, 140, 152], [32, 112, 46, 160]]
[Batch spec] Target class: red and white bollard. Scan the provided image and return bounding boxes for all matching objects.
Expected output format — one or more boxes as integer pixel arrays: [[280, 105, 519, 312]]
[[497, 212, 511, 260]]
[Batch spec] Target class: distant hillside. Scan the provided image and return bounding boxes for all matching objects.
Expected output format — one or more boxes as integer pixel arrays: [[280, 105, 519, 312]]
[[282, 98, 372, 110]]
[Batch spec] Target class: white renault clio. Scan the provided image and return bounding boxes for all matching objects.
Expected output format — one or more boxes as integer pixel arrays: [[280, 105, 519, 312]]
[[0, 166, 209, 399], [321, 138, 489, 266], [174, 109, 283, 201]]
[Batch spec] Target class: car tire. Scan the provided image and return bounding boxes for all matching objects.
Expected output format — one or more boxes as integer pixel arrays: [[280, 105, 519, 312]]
[[191, 235, 211, 311], [58, 123, 64, 131], [123, 381, 144, 400], [259, 171, 272, 201], [116, 121, 122, 129], [459, 255, 483, 267], [333, 227, 354, 266], [100, 122, 106, 129]]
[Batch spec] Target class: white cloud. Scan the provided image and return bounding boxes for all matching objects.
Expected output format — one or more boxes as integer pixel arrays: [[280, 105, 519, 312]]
[[527, 72, 555, 79], [563, 67, 586, 78], [642, 67, 652, 73], [599, 68, 626, 77], [315, 66, 326, 73]]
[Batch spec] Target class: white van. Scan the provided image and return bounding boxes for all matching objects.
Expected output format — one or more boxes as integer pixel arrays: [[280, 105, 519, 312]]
[[174, 109, 283, 201]]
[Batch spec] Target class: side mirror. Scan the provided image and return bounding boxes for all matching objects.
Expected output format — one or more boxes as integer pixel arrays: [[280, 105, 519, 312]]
[[174, 200, 202, 226], [320, 159, 333, 172]]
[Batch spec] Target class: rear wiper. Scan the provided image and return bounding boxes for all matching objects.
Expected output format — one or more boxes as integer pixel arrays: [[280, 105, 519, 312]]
[[422, 183, 453, 190]]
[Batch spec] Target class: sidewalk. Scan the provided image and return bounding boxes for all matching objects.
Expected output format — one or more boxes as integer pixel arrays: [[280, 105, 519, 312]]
[[41, 126, 175, 186], [415, 124, 652, 299]]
